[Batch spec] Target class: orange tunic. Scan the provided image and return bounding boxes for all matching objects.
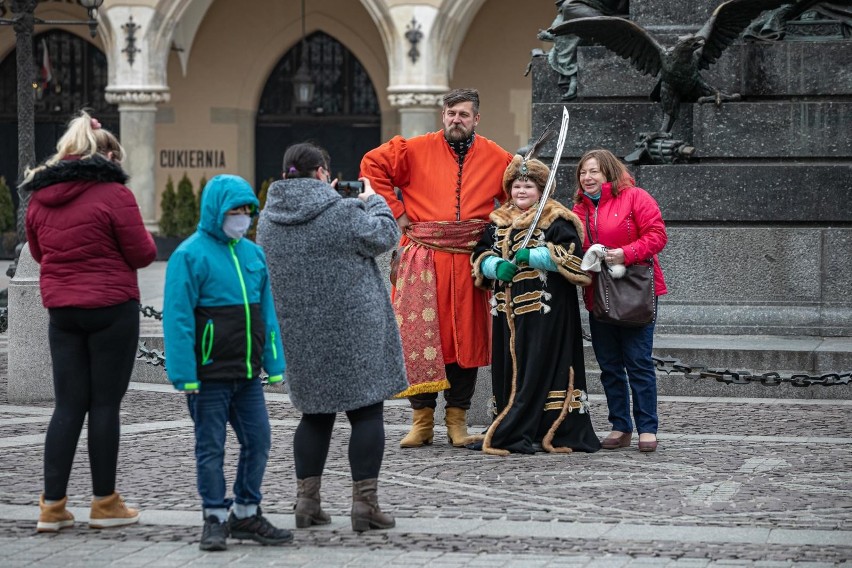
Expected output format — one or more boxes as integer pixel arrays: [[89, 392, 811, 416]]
[[361, 131, 513, 370]]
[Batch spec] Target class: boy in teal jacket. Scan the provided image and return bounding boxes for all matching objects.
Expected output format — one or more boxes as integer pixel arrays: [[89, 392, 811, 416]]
[[163, 174, 289, 551]]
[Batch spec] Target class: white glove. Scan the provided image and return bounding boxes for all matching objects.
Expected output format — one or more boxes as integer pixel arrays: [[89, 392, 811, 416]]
[[581, 244, 626, 278]]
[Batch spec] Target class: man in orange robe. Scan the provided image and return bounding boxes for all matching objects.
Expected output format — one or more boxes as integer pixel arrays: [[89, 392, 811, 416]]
[[361, 88, 513, 448]]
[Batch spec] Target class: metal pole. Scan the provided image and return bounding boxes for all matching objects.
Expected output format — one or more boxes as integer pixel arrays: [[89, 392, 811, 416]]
[[2, 0, 101, 278], [12, 0, 37, 248]]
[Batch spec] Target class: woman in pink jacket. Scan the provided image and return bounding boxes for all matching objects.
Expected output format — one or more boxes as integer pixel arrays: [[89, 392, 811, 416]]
[[572, 149, 667, 452]]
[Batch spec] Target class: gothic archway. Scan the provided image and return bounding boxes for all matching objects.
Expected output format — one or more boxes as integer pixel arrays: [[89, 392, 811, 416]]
[[255, 31, 380, 187], [0, 30, 117, 192]]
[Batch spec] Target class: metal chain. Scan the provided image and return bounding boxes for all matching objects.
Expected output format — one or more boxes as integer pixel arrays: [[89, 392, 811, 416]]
[[137, 340, 165, 367], [651, 356, 851, 387], [139, 304, 163, 321], [581, 330, 850, 387], [136, 309, 852, 389]]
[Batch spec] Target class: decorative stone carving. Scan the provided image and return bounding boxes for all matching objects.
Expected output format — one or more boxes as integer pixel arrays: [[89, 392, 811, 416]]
[[387, 92, 444, 108], [745, 1, 852, 41], [549, 0, 796, 163], [105, 89, 171, 106]]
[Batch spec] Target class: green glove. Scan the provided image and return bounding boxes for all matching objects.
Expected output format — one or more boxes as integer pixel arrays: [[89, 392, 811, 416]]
[[495, 260, 519, 283], [514, 248, 531, 265]]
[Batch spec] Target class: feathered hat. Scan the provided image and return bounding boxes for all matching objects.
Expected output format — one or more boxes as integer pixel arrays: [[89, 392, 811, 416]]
[[501, 127, 555, 196]]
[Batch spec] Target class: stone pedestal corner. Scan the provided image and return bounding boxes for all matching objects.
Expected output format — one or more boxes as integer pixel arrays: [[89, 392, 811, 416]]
[[7, 244, 53, 403]]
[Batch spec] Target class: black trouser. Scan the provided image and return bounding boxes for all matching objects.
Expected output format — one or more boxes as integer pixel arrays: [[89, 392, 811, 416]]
[[294, 401, 385, 482], [409, 363, 477, 411], [43, 300, 139, 500]]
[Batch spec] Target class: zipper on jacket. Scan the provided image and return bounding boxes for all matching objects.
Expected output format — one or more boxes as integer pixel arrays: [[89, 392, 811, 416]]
[[593, 207, 599, 243], [201, 319, 214, 365], [270, 330, 278, 360], [228, 241, 253, 379]]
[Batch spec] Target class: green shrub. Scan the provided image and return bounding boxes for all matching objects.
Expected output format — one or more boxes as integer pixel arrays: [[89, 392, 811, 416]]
[[0, 177, 14, 233], [247, 177, 274, 241], [197, 175, 208, 210], [174, 173, 199, 237], [257, 177, 273, 212], [159, 176, 178, 237]]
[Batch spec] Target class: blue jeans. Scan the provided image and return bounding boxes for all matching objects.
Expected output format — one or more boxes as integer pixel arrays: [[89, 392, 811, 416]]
[[589, 313, 658, 434], [186, 379, 271, 513]]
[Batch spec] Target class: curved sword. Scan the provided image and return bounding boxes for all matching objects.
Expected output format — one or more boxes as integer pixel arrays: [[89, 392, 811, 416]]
[[513, 106, 570, 259]]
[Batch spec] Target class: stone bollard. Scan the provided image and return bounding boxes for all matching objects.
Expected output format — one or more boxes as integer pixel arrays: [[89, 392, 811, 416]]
[[7, 243, 54, 403]]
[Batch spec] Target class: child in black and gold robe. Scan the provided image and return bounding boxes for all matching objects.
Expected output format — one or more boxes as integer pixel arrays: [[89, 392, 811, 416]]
[[470, 155, 601, 455]]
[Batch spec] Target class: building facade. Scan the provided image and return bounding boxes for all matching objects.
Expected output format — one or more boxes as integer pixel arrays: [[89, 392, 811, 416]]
[[0, 0, 558, 229]]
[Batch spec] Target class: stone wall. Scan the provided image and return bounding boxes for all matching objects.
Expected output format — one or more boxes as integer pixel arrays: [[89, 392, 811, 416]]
[[531, 1, 852, 337]]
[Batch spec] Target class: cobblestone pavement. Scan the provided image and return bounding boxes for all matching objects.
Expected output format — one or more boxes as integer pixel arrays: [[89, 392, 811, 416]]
[[0, 335, 850, 566]]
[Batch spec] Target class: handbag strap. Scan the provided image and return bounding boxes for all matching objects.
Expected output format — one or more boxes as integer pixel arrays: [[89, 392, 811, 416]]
[[584, 210, 596, 245]]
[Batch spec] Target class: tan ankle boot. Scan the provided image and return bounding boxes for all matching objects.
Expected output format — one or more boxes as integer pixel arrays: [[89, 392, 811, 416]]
[[37, 494, 74, 533], [445, 407, 471, 447], [351, 478, 394, 532], [89, 492, 140, 528], [399, 407, 434, 448], [295, 476, 331, 528]]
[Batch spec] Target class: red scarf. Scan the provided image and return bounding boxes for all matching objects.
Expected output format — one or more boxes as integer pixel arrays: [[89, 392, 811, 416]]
[[392, 220, 488, 397]]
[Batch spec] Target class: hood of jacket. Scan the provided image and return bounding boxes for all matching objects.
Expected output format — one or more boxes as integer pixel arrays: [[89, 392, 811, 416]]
[[262, 177, 340, 226], [198, 174, 260, 242], [23, 155, 128, 207]]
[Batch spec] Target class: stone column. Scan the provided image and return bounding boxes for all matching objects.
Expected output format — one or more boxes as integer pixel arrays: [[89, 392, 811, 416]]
[[7, 243, 52, 403], [100, 3, 172, 232], [388, 90, 444, 137], [105, 89, 170, 231]]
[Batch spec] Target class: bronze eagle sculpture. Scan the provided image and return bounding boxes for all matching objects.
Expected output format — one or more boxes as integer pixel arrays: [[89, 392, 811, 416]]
[[549, 0, 794, 136]]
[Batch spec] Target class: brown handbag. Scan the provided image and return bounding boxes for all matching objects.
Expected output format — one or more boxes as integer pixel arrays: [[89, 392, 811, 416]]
[[586, 211, 656, 327], [592, 259, 655, 327]]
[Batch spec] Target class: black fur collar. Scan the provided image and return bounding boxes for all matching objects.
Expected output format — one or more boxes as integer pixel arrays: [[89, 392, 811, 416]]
[[23, 155, 128, 192]]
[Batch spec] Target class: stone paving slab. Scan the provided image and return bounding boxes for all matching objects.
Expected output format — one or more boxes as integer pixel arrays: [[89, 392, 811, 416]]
[[0, 371, 850, 565], [2, 303, 852, 564]]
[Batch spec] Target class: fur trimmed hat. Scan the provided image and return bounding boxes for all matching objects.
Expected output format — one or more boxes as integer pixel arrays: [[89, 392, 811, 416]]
[[502, 154, 550, 196]]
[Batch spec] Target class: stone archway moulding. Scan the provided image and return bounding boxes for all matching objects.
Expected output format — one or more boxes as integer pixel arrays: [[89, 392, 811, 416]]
[[358, 0, 487, 136]]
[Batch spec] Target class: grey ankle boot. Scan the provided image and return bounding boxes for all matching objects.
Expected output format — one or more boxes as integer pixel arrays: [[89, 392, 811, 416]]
[[295, 476, 331, 528], [351, 478, 395, 532]]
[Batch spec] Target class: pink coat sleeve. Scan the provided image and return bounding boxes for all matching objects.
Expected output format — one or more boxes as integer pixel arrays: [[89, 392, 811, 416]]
[[623, 188, 667, 266]]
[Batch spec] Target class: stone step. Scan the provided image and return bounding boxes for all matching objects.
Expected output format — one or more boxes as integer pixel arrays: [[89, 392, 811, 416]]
[[581, 333, 852, 401], [641, 334, 852, 374]]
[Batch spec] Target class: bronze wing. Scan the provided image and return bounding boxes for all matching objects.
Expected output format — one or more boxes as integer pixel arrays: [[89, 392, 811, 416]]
[[696, 0, 798, 69], [549, 16, 666, 78]]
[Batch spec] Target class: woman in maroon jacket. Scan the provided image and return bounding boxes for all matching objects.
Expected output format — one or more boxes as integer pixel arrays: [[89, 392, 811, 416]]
[[572, 149, 667, 453], [22, 110, 156, 531]]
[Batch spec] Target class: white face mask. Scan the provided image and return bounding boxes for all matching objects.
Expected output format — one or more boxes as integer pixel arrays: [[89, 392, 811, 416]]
[[222, 214, 252, 240]]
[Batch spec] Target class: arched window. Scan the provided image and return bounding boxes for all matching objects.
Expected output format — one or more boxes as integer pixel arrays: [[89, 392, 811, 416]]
[[0, 30, 117, 186], [255, 31, 380, 186]]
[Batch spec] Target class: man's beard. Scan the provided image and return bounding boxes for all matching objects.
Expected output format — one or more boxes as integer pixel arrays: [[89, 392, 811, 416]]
[[444, 124, 472, 142]]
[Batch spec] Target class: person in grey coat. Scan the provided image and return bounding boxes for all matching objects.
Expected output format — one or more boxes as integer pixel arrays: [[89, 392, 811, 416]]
[[256, 142, 407, 533]]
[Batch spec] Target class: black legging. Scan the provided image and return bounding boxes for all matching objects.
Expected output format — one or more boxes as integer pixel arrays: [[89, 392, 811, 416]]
[[294, 401, 385, 481], [43, 300, 139, 500]]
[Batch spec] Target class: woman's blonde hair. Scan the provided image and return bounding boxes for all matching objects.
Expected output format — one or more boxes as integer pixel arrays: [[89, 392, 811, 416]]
[[572, 148, 635, 204], [20, 109, 124, 186]]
